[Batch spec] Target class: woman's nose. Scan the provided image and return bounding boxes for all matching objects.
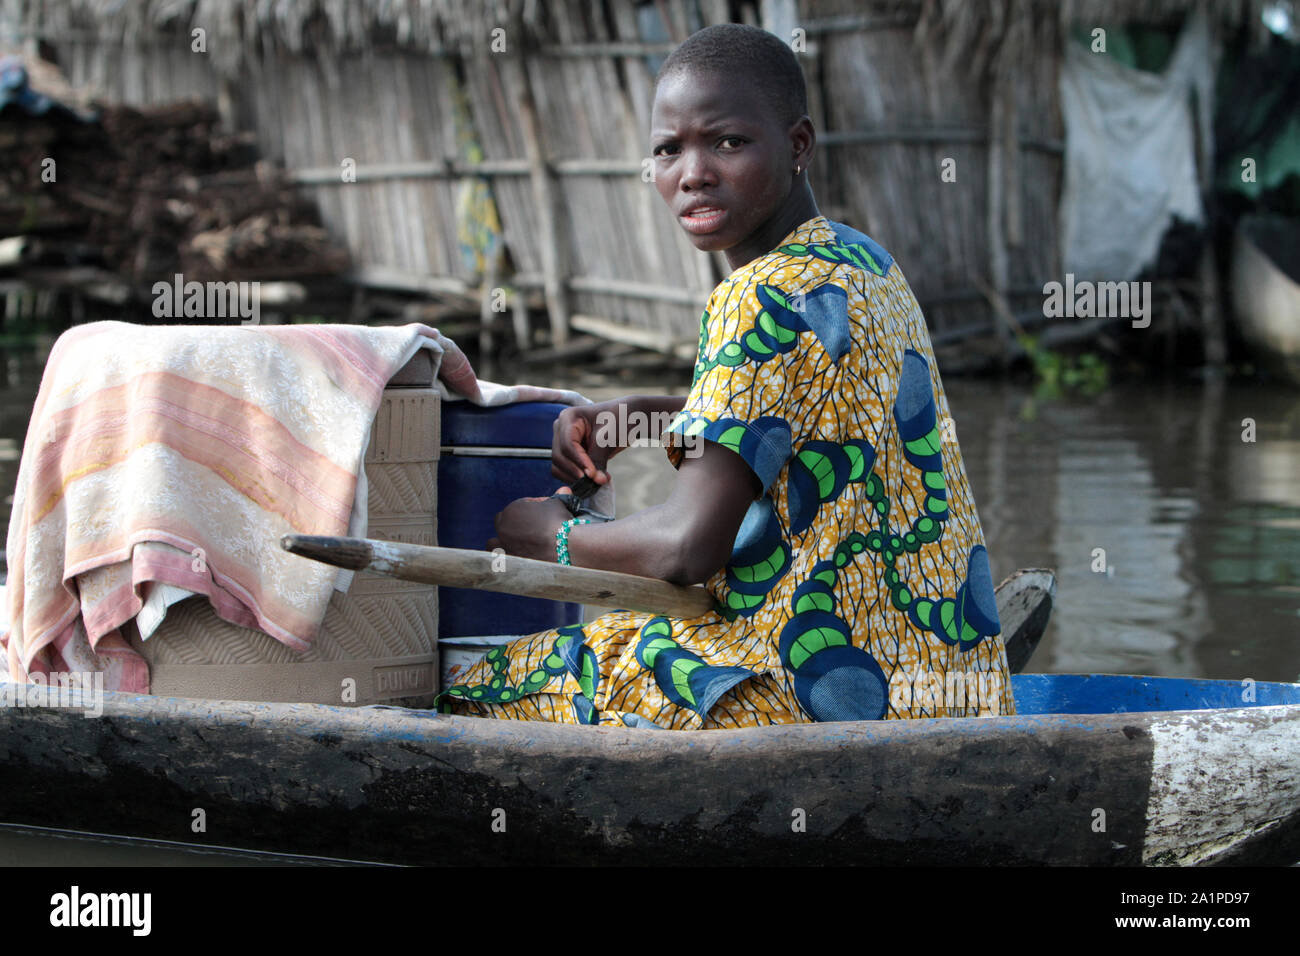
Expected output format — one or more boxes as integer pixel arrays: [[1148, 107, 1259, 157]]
[[679, 150, 714, 190]]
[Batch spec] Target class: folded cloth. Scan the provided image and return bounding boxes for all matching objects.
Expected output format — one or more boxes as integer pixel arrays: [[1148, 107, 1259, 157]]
[[0, 321, 588, 692]]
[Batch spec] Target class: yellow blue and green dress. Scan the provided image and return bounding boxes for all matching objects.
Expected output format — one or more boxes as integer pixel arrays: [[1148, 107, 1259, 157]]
[[438, 216, 1015, 727]]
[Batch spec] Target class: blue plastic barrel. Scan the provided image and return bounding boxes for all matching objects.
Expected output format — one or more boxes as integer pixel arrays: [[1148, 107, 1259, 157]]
[[437, 402, 582, 639]]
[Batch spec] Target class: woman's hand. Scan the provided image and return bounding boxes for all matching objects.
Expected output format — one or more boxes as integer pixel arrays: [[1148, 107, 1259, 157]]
[[488, 493, 574, 562], [551, 404, 612, 487], [552, 395, 689, 487]]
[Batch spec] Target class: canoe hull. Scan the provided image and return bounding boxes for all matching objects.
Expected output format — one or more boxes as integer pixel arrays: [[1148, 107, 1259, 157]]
[[1232, 215, 1300, 385], [3, 686, 1298, 866]]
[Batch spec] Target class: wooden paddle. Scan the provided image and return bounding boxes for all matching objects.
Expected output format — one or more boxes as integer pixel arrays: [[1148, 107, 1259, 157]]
[[284, 536, 1055, 668], [282, 535, 718, 619]]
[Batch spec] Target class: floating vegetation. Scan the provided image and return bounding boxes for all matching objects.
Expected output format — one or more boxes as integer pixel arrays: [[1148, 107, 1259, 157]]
[[1016, 333, 1110, 398]]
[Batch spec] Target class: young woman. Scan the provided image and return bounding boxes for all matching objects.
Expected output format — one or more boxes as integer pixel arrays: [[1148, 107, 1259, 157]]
[[438, 24, 1013, 727]]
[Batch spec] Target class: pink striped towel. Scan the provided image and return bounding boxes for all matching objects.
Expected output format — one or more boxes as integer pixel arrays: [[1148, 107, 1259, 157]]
[[1, 321, 584, 692]]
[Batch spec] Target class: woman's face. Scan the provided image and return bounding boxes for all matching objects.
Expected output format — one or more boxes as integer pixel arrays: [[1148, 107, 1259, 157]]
[[650, 69, 800, 260]]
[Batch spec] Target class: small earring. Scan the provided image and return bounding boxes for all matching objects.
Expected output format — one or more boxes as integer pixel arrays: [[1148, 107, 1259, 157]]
[[794, 165, 802, 176]]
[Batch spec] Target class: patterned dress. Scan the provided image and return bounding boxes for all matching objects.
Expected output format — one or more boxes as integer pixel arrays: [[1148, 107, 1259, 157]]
[[438, 216, 1015, 727]]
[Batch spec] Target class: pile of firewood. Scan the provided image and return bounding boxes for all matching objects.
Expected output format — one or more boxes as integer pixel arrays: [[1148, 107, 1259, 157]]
[[0, 96, 350, 287]]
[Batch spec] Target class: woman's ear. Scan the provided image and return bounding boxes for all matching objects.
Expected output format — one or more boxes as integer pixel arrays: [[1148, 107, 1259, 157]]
[[790, 115, 815, 172]]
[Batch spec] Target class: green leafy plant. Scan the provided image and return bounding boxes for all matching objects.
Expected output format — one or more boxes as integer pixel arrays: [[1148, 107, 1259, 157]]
[[1016, 333, 1109, 397]]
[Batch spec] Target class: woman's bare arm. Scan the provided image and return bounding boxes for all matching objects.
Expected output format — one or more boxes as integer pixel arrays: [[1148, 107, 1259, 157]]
[[492, 438, 760, 586], [566, 440, 759, 584]]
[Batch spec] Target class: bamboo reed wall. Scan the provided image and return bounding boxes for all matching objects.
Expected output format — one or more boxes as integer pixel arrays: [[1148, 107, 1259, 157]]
[[0, 0, 1270, 348], [808, 0, 1066, 337]]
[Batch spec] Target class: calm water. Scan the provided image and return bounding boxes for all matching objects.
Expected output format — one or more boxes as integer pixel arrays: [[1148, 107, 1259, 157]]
[[1, 344, 1298, 864]]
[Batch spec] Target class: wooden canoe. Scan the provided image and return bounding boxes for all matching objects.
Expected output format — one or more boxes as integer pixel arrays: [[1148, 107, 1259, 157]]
[[2, 672, 1297, 866], [2, 566, 1297, 866]]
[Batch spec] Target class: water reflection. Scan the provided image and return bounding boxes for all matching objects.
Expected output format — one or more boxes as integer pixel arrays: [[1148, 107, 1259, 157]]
[[946, 377, 1300, 684]]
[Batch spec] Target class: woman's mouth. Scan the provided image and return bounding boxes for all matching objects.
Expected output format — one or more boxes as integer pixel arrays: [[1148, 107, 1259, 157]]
[[679, 206, 727, 234]]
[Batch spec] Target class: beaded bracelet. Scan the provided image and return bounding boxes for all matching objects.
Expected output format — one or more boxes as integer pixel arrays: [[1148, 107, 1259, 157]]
[[555, 517, 591, 566]]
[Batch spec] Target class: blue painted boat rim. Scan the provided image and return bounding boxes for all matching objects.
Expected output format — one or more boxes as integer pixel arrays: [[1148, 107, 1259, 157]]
[[1010, 673, 1300, 715]]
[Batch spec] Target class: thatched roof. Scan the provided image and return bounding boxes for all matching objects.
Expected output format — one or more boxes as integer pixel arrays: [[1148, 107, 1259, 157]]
[[812, 0, 1270, 31], [1, 0, 1273, 71], [919, 0, 1269, 28], [816, 0, 1273, 74], [0, 0, 538, 72]]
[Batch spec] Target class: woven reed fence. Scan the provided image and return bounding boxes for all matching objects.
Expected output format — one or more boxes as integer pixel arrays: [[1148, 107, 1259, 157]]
[[0, 0, 1270, 355]]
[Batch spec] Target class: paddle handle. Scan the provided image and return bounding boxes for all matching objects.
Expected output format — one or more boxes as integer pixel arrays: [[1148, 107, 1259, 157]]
[[282, 535, 718, 620]]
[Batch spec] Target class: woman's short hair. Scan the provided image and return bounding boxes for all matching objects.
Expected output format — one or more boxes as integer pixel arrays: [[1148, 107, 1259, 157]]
[[656, 23, 808, 128]]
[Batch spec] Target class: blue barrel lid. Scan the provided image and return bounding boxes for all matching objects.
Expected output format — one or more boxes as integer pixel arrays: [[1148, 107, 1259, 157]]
[[440, 401, 568, 448]]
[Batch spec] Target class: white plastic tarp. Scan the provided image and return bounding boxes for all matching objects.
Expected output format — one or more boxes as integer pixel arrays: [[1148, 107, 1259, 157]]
[[1059, 8, 1216, 282]]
